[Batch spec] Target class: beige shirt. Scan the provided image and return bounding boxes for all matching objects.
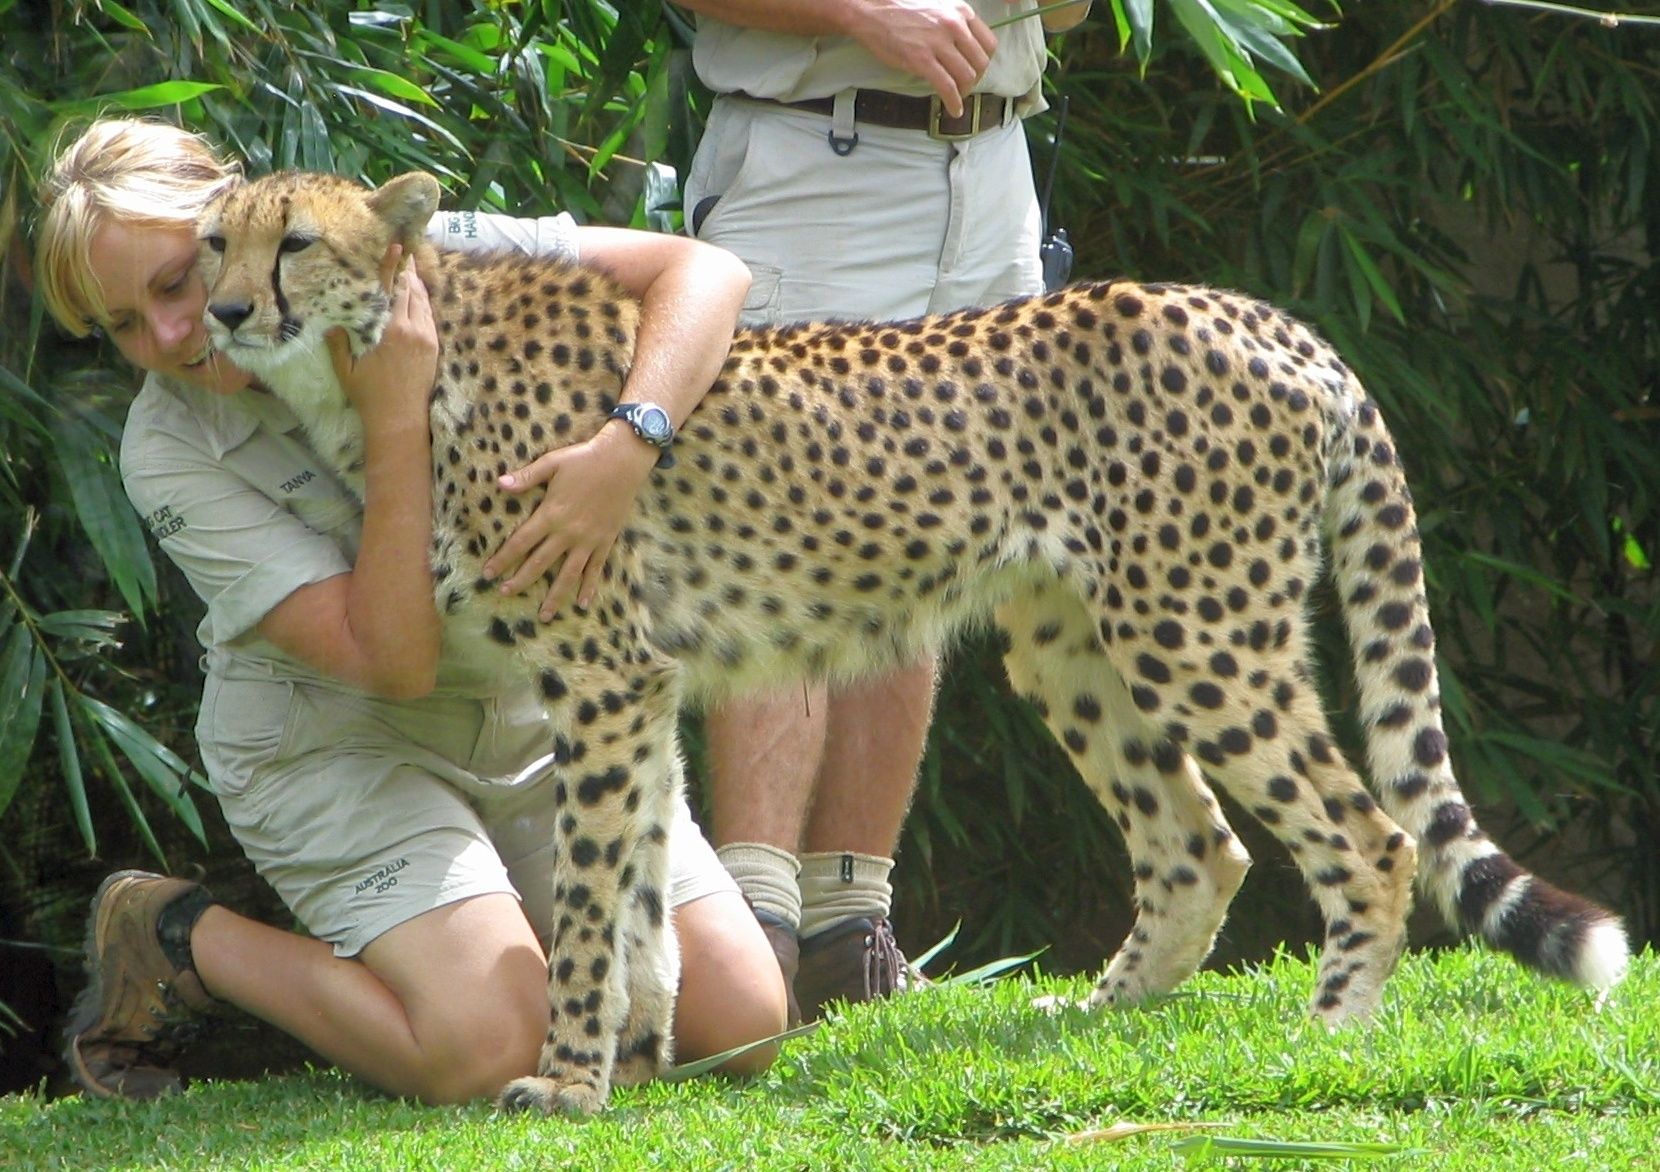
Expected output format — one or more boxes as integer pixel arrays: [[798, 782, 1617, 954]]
[[119, 210, 579, 690], [692, 0, 1049, 111]]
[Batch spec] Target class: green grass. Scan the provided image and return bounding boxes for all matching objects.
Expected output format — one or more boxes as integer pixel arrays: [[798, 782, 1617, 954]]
[[5, 947, 1657, 1170]]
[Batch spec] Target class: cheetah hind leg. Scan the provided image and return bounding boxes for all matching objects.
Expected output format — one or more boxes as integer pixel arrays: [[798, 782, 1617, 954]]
[[1119, 654, 1418, 1026], [998, 586, 1253, 1011]]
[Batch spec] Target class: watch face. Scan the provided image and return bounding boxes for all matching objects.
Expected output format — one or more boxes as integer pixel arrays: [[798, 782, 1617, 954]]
[[636, 405, 672, 443]]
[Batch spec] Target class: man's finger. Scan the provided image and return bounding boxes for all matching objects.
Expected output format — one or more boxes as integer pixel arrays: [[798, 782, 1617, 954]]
[[921, 62, 966, 116]]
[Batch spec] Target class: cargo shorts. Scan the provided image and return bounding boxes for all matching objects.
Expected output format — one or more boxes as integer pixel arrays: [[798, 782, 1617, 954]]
[[196, 667, 732, 957], [683, 95, 1045, 326]]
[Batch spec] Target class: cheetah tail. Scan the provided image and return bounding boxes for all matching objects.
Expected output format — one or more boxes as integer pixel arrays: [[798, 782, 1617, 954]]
[[1322, 390, 1629, 991]]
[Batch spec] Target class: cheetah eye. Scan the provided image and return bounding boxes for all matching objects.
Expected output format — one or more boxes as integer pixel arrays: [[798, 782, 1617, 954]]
[[279, 234, 315, 254], [203, 234, 225, 253]]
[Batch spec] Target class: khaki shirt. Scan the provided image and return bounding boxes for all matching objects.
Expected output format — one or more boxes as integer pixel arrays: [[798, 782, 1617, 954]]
[[119, 210, 579, 691], [692, 0, 1049, 111]]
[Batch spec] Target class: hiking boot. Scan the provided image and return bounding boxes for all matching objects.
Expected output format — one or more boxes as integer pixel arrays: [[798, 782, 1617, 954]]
[[751, 907, 802, 1028], [63, 870, 224, 1100], [795, 915, 921, 1022]]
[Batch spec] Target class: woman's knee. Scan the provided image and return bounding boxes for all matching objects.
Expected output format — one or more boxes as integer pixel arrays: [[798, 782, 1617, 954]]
[[410, 993, 547, 1104], [672, 892, 789, 1076], [361, 894, 550, 1103]]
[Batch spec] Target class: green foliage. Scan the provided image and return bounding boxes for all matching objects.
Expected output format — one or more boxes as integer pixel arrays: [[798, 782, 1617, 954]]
[[4, 947, 1658, 1167]]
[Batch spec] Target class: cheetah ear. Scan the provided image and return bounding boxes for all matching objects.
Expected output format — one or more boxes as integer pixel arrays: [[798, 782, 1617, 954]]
[[366, 172, 441, 246]]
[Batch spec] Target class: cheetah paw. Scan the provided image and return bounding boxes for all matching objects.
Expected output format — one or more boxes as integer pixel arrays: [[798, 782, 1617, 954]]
[[496, 1076, 608, 1116]]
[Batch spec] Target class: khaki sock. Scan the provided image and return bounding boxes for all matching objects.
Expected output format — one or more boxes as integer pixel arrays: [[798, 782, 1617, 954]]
[[715, 842, 802, 930], [798, 851, 894, 940]]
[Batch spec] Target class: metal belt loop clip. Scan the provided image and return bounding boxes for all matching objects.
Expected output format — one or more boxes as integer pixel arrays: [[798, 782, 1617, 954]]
[[829, 89, 859, 156]]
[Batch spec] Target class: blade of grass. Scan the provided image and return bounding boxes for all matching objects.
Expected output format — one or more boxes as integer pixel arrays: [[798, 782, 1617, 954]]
[[658, 1021, 821, 1083]]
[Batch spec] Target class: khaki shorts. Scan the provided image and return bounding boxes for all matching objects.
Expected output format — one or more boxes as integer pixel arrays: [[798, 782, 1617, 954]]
[[684, 95, 1045, 325], [197, 668, 733, 957]]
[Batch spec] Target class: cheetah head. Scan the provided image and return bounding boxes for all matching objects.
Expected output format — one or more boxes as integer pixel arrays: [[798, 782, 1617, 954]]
[[197, 170, 440, 388]]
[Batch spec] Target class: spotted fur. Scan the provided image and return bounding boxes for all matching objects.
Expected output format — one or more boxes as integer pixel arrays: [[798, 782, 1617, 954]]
[[198, 170, 1629, 1114]]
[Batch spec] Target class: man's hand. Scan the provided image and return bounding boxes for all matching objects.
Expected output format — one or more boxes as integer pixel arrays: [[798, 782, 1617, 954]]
[[840, 0, 998, 117]]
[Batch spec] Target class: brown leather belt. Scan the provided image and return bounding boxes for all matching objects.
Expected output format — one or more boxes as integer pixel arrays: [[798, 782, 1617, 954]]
[[739, 90, 1013, 141]]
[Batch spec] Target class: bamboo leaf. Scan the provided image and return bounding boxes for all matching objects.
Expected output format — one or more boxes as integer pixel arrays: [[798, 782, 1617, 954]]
[[35, 609, 126, 648], [200, 0, 262, 36], [1337, 224, 1405, 324], [332, 85, 470, 154], [82, 696, 209, 844], [414, 28, 498, 75], [1210, 0, 1318, 88], [0, 361, 52, 417], [68, 80, 225, 112], [50, 417, 157, 618], [91, 0, 150, 33], [51, 678, 96, 855], [1116, 0, 1156, 61], [1460, 550, 1585, 605], [83, 721, 168, 865], [1168, 0, 1279, 108], [349, 64, 438, 108], [0, 622, 46, 820]]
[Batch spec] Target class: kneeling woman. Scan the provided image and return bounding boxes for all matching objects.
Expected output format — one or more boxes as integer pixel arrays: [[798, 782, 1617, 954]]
[[37, 117, 785, 1104]]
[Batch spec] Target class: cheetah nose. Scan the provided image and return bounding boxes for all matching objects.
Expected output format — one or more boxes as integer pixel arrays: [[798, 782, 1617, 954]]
[[208, 301, 253, 332]]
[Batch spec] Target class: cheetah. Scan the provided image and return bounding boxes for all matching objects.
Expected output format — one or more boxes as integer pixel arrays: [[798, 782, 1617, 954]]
[[196, 170, 1629, 1115]]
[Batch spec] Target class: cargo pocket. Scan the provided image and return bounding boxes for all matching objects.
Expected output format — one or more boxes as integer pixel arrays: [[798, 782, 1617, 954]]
[[196, 674, 292, 798]]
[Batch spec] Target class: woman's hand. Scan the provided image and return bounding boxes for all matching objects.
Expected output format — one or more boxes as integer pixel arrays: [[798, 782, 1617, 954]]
[[267, 245, 444, 698], [484, 422, 659, 619], [327, 244, 439, 435], [481, 224, 745, 622]]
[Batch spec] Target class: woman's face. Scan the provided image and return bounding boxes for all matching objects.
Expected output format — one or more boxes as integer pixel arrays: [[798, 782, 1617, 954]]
[[86, 216, 252, 396]]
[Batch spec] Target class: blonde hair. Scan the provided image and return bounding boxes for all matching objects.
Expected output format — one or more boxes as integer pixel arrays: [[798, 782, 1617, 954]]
[[35, 118, 241, 337]]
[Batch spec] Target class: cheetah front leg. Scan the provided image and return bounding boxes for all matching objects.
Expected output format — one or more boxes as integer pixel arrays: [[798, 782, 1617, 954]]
[[497, 658, 683, 1116], [999, 586, 1253, 1008], [610, 753, 685, 1088]]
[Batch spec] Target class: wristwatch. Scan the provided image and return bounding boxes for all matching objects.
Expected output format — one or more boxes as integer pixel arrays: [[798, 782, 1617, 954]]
[[608, 402, 677, 468]]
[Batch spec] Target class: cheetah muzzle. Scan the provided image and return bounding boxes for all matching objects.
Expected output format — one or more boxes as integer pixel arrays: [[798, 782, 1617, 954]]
[[198, 170, 1630, 1115]]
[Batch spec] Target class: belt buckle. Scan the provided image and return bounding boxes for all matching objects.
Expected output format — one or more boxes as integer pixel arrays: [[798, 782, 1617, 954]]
[[928, 93, 983, 142]]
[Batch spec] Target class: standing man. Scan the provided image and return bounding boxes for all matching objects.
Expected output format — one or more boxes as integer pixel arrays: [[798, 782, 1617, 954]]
[[674, 0, 1091, 1024]]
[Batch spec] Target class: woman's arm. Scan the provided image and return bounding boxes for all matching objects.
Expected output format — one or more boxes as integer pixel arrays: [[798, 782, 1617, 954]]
[[257, 252, 444, 698], [483, 228, 751, 618]]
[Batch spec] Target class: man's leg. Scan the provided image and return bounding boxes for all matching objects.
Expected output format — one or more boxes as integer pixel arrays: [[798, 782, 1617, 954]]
[[791, 655, 937, 1020], [803, 655, 937, 860], [705, 680, 826, 1025]]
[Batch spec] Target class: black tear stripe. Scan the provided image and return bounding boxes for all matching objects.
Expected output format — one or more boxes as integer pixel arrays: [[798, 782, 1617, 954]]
[[271, 251, 290, 323]]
